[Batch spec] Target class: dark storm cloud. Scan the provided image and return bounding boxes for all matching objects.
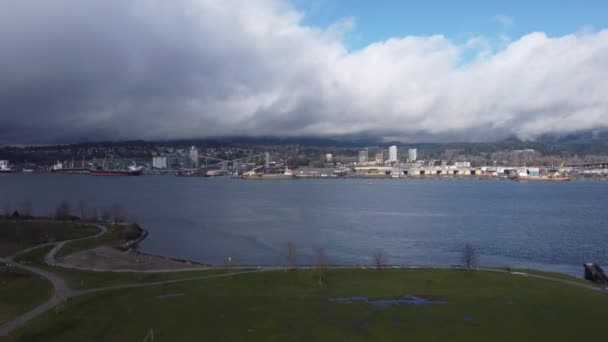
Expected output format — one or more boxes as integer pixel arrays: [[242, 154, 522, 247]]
[[1, 0, 608, 144]]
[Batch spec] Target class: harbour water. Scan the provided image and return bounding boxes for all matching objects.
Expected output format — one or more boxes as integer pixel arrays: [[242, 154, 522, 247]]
[[1, 174, 607, 276]]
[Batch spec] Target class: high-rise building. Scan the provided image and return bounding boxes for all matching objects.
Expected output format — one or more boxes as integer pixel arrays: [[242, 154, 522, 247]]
[[189, 146, 199, 169], [375, 152, 384, 165], [152, 156, 168, 169], [408, 148, 417, 162], [389, 145, 398, 162], [358, 149, 368, 164], [326, 154, 333, 163]]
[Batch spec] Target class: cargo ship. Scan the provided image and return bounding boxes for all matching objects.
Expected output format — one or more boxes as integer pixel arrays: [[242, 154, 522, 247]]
[[241, 166, 296, 179], [89, 164, 143, 176], [510, 175, 571, 182]]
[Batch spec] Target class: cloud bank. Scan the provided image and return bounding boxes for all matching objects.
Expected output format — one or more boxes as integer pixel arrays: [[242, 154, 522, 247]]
[[1, 0, 607, 144]]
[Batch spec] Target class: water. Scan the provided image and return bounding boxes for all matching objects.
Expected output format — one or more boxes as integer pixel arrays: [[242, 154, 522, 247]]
[[1, 174, 607, 276], [328, 295, 447, 307]]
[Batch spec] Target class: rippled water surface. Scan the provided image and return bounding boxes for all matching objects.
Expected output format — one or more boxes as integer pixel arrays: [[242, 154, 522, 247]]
[[2, 174, 607, 276]]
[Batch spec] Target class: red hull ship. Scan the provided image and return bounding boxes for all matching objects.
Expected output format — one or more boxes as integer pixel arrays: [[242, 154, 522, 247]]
[[511, 176, 570, 182], [89, 170, 142, 176], [89, 165, 143, 176]]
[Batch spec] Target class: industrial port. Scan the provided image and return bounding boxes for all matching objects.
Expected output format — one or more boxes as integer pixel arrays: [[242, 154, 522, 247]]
[[2, 144, 608, 181]]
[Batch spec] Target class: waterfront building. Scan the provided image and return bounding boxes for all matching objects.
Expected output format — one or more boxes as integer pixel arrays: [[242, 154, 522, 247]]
[[358, 149, 368, 164], [389, 145, 398, 162], [454, 161, 471, 168], [375, 152, 384, 165], [0, 160, 11, 172], [408, 148, 417, 162], [189, 146, 199, 169], [152, 156, 168, 170], [326, 154, 333, 163]]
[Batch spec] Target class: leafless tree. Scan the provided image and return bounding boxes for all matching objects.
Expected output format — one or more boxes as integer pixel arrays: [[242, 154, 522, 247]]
[[315, 247, 329, 286], [2, 200, 10, 217], [111, 203, 127, 223], [314, 247, 328, 269], [463, 243, 478, 269], [89, 208, 99, 221], [78, 200, 87, 220], [55, 201, 71, 220], [100, 208, 111, 222], [286, 241, 297, 269], [18, 200, 33, 217], [373, 248, 387, 269]]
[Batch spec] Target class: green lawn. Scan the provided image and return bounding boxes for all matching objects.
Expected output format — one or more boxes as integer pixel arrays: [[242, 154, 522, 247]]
[[55, 224, 135, 258], [14, 245, 243, 290], [0, 267, 52, 325], [6, 268, 608, 341], [0, 220, 98, 257]]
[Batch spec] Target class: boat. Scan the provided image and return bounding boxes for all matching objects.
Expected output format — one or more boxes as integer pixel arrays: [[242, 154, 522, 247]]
[[176, 170, 206, 177], [89, 164, 143, 176], [241, 166, 296, 179], [0, 160, 14, 173], [510, 175, 571, 182], [50, 161, 90, 174]]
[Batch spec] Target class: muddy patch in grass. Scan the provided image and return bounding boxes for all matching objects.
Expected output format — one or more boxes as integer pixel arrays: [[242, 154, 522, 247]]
[[328, 294, 446, 308]]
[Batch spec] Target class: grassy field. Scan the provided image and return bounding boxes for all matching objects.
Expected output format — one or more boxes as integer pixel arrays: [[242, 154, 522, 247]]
[[0, 267, 52, 325], [14, 245, 244, 290], [55, 224, 135, 258], [6, 268, 608, 341], [0, 220, 98, 257]]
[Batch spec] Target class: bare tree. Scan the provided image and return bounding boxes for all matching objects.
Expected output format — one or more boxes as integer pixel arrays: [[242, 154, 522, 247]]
[[463, 243, 478, 269], [89, 208, 99, 221], [55, 201, 71, 220], [286, 241, 297, 269], [315, 247, 329, 286], [111, 203, 127, 223], [314, 247, 328, 270], [2, 200, 10, 217], [78, 200, 87, 220], [373, 249, 387, 269], [101, 208, 111, 222], [18, 200, 33, 218]]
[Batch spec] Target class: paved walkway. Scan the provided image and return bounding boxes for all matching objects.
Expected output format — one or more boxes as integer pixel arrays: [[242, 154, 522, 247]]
[[0, 224, 257, 336]]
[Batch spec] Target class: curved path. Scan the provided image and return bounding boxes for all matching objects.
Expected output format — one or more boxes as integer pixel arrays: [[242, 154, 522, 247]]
[[1, 223, 606, 336], [0, 224, 258, 336]]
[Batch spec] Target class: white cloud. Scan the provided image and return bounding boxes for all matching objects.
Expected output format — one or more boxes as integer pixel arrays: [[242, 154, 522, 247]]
[[0, 0, 607, 143], [494, 14, 514, 28]]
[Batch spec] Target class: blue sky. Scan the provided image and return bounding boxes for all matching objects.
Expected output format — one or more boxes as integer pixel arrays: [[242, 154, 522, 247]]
[[292, 0, 607, 50]]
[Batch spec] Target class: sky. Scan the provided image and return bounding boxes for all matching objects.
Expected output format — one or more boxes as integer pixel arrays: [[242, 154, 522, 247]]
[[1, 0, 607, 144]]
